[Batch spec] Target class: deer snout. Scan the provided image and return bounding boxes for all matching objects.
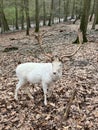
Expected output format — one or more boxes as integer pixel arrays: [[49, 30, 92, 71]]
[[53, 72, 56, 75]]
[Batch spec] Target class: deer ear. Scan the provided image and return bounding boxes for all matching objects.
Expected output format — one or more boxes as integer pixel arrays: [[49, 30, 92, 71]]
[[59, 57, 63, 62], [51, 57, 54, 61], [53, 55, 60, 61]]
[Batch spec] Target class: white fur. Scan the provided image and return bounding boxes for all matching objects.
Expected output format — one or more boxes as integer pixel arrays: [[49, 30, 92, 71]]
[[15, 61, 62, 105]]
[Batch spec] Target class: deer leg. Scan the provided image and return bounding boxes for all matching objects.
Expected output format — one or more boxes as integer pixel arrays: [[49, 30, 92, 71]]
[[42, 83, 48, 106], [47, 87, 52, 98], [15, 79, 25, 100]]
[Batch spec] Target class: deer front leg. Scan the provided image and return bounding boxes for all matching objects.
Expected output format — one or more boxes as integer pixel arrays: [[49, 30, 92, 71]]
[[47, 84, 53, 98], [42, 82, 48, 106]]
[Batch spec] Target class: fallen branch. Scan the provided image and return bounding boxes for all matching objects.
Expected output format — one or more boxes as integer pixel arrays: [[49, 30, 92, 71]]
[[3, 46, 18, 52], [64, 88, 77, 120]]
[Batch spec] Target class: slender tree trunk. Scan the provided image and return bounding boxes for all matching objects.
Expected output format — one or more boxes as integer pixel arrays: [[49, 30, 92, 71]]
[[43, 0, 46, 26], [15, 0, 19, 30], [78, 0, 83, 18], [35, 0, 39, 32], [89, 0, 95, 21], [24, 0, 29, 35], [96, 13, 98, 24], [92, 0, 98, 29], [59, 0, 61, 23], [21, 0, 25, 30], [71, 0, 75, 19], [48, 0, 54, 26], [63, 0, 70, 22]]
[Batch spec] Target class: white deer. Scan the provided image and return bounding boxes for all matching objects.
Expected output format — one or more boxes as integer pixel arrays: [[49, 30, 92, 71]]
[[15, 30, 83, 105]]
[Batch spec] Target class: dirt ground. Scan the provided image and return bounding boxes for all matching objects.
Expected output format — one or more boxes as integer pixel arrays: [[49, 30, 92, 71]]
[[0, 23, 98, 130]]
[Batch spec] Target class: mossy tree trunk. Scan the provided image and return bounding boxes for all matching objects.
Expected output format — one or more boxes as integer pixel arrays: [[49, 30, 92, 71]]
[[74, 0, 91, 43]]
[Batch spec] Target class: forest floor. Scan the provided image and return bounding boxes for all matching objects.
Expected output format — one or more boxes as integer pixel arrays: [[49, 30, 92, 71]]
[[0, 23, 98, 130]]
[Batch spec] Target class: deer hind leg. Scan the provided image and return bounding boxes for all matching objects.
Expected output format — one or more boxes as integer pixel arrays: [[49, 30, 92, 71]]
[[15, 79, 25, 100]]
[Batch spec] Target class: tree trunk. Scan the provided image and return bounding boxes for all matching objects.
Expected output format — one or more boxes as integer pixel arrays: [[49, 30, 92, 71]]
[[35, 0, 39, 32], [78, 0, 83, 18], [92, 0, 98, 29], [96, 13, 98, 24], [63, 0, 70, 22], [43, 0, 46, 26], [20, 0, 25, 30], [59, 0, 61, 23], [24, 0, 30, 35], [0, 0, 9, 32], [48, 0, 54, 26], [71, 0, 75, 19], [74, 0, 91, 43], [15, 0, 19, 30], [89, 0, 95, 21]]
